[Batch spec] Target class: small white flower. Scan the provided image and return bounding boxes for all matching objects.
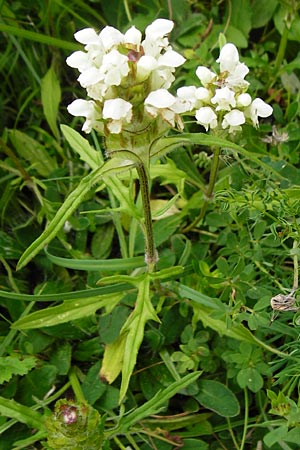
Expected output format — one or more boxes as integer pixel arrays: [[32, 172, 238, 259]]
[[211, 86, 236, 111], [222, 109, 245, 133], [136, 55, 158, 81], [145, 18, 174, 42], [236, 93, 252, 107], [145, 89, 185, 129], [157, 49, 186, 68], [196, 66, 216, 87], [100, 49, 129, 86], [99, 26, 124, 51], [124, 26, 142, 47], [66, 51, 91, 72], [246, 98, 273, 127], [102, 98, 132, 133], [195, 106, 218, 131], [217, 43, 239, 73], [74, 28, 101, 45], [67, 99, 102, 133]]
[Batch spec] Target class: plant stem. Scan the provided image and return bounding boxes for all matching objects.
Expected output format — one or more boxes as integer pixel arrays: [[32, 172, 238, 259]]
[[69, 367, 85, 403], [240, 388, 249, 450], [136, 163, 157, 272], [183, 146, 221, 232], [273, 24, 289, 77], [292, 239, 299, 292]]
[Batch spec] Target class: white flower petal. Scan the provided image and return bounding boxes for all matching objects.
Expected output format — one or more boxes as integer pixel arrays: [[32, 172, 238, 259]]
[[66, 51, 90, 70], [145, 18, 174, 40], [223, 109, 245, 126], [217, 43, 239, 72], [211, 87, 236, 111], [78, 67, 102, 87], [195, 106, 218, 131], [136, 55, 157, 80], [246, 98, 273, 126], [102, 98, 132, 120], [237, 93, 252, 107], [145, 89, 176, 108], [124, 26, 142, 46], [74, 28, 100, 45], [157, 49, 185, 68], [67, 99, 95, 117], [196, 66, 216, 86], [99, 26, 124, 50]]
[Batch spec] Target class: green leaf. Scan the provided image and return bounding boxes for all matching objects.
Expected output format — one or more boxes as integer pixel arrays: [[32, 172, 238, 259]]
[[237, 368, 264, 392], [17, 158, 132, 270], [175, 283, 287, 357], [12, 292, 123, 329], [41, 66, 61, 139], [0, 23, 80, 50], [0, 397, 45, 431], [116, 371, 201, 431], [9, 129, 57, 177], [251, 0, 278, 28], [195, 380, 240, 417], [61, 124, 103, 169], [82, 362, 106, 405], [0, 355, 37, 384], [45, 248, 145, 271]]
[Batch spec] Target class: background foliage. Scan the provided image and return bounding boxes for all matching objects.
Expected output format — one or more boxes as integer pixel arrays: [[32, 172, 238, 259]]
[[1, 0, 300, 449]]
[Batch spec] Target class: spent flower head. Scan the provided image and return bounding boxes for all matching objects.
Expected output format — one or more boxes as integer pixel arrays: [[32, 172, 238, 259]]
[[66, 19, 188, 144], [180, 42, 273, 134]]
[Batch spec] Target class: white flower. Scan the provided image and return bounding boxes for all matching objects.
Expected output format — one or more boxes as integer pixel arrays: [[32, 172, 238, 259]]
[[236, 93, 252, 107], [66, 51, 91, 72], [196, 66, 216, 86], [217, 43, 240, 73], [100, 49, 129, 86], [67, 99, 102, 133], [99, 26, 124, 51], [222, 109, 245, 133], [211, 87, 236, 111], [145, 89, 185, 129], [195, 106, 218, 131], [74, 28, 102, 45], [245, 98, 273, 127], [217, 43, 249, 89], [136, 55, 158, 81], [157, 49, 185, 68], [102, 98, 132, 133], [124, 26, 142, 47]]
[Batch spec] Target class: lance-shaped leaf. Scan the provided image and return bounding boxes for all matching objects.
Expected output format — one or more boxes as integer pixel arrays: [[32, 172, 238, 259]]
[[100, 274, 160, 402], [114, 371, 201, 432], [12, 292, 123, 329], [17, 158, 134, 270], [0, 397, 46, 431]]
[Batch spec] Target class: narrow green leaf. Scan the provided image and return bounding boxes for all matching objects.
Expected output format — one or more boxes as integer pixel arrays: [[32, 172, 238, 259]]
[[116, 371, 201, 431], [61, 124, 103, 169], [195, 380, 240, 417], [176, 283, 287, 357], [119, 274, 160, 402], [45, 248, 145, 271], [0, 283, 132, 302], [9, 129, 57, 177], [17, 158, 132, 270], [0, 397, 45, 431], [0, 23, 79, 50], [12, 293, 123, 329], [158, 133, 286, 179], [41, 66, 61, 139]]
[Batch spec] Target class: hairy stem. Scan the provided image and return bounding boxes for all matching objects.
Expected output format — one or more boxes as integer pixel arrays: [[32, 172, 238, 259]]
[[136, 163, 158, 272]]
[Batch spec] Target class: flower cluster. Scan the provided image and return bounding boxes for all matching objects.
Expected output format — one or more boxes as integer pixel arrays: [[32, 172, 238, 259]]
[[67, 19, 187, 136], [178, 43, 273, 133]]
